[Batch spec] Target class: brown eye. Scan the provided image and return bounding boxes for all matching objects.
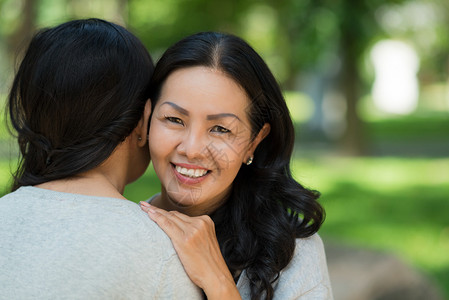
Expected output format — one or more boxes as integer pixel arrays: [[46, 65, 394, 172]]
[[165, 116, 184, 126], [211, 125, 230, 134]]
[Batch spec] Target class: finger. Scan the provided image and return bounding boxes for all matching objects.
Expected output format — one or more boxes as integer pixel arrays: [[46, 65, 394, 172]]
[[163, 212, 216, 240], [140, 203, 165, 216], [146, 208, 186, 239], [152, 207, 194, 229], [139, 201, 150, 208], [142, 204, 193, 226], [165, 209, 193, 223], [144, 204, 202, 224], [140, 203, 165, 214]]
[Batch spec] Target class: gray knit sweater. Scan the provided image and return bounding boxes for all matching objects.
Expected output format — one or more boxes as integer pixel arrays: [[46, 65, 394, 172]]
[[0, 186, 202, 300]]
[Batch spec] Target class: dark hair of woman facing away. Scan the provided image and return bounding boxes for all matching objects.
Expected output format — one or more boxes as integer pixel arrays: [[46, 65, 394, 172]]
[[149, 32, 325, 300], [7, 18, 154, 191]]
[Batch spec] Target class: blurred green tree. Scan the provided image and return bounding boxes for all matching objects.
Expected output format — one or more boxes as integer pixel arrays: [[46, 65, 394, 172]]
[[128, 0, 412, 155], [1, 0, 38, 61], [264, 0, 408, 155], [1, 0, 447, 155]]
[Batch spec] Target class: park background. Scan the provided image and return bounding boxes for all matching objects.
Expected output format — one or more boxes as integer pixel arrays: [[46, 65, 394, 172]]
[[0, 0, 447, 299]]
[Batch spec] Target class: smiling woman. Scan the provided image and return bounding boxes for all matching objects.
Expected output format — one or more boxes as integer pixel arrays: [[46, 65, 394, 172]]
[[149, 66, 269, 217], [141, 32, 332, 300]]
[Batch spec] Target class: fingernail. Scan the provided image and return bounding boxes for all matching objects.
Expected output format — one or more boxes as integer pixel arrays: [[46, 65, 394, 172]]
[[140, 201, 150, 207]]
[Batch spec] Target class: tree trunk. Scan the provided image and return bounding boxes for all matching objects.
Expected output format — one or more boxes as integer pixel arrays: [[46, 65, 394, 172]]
[[7, 0, 38, 60], [339, 31, 367, 156]]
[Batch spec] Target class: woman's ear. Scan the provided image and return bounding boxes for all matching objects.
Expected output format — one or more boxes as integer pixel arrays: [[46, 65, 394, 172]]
[[135, 99, 152, 147], [244, 123, 270, 162]]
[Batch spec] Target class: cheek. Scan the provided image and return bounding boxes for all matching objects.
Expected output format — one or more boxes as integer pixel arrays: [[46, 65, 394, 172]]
[[148, 128, 159, 159], [209, 139, 248, 172], [148, 118, 162, 142], [148, 124, 170, 167]]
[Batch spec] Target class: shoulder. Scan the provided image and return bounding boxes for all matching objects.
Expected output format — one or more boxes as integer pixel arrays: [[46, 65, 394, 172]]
[[89, 196, 177, 258], [0, 188, 202, 298], [237, 234, 333, 300], [0, 187, 176, 258], [105, 199, 204, 297], [292, 234, 327, 265], [290, 234, 329, 276], [273, 234, 333, 299], [0, 188, 26, 202]]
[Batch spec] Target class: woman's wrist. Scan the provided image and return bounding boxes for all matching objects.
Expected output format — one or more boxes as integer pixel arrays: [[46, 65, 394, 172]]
[[202, 273, 241, 300]]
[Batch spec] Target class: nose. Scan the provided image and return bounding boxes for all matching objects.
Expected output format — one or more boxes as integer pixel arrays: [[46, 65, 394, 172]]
[[177, 127, 209, 161]]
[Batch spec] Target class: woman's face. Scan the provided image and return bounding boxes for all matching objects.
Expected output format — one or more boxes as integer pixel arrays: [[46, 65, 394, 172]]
[[149, 66, 259, 216]]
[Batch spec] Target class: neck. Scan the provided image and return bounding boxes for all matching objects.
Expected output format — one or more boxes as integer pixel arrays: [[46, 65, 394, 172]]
[[35, 169, 126, 200], [34, 138, 136, 200]]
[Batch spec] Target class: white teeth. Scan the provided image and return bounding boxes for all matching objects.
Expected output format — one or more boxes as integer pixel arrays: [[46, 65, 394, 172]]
[[175, 165, 208, 178]]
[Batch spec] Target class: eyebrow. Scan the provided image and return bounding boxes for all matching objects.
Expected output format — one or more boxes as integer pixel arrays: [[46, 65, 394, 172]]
[[161, 101, 241, 121], [161, 101, 189, 116], [206, 113, 241, 121]]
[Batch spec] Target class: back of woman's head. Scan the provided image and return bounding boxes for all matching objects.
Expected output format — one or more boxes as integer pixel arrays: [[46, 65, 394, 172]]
[[8, 18, 154, 191]]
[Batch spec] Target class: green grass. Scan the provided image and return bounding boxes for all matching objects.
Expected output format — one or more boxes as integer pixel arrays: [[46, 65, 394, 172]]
[[365, 114, 449, 141], [292, 156, 449, 298]]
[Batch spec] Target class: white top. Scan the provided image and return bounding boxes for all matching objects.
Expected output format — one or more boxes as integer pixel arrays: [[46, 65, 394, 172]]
[[0, 186, 202, 299]]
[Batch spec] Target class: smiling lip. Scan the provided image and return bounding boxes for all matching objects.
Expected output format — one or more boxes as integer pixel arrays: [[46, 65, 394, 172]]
[[171, 163, 210, 185]]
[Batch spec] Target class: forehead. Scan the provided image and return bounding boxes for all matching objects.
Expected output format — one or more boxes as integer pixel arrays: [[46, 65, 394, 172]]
[[158, 66, 251, 115]]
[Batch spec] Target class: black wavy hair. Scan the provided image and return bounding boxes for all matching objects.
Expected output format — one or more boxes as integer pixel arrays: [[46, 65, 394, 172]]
[[7, 18, 153, 191], [149, 32, 325, 299]]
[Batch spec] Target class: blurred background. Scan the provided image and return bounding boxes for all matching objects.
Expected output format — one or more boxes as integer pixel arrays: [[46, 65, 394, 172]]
[[0, 0, 448, 299]]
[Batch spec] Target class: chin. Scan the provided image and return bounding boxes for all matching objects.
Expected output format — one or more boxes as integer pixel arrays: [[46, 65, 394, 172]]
[[169, 193, 200, 208]]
